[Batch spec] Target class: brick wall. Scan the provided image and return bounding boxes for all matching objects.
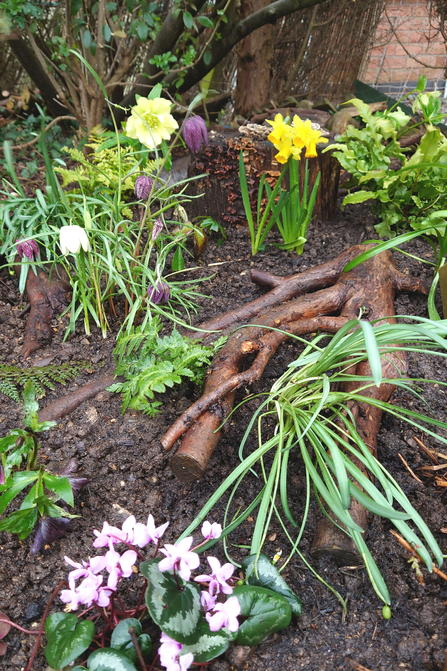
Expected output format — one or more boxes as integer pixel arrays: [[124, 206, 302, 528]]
[[361, 0, 447, 95]]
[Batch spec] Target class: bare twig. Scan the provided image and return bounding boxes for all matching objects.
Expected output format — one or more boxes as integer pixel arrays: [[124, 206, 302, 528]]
[[398, 452, 424, 484]]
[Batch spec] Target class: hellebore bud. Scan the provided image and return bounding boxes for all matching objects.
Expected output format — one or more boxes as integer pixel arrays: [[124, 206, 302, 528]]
[[148, 281, 170, 305], [135, 175, 154, 201], [16, 238, 39, 261], [151, 218, 163, 242], [182, 116, 208, 153], [30, 517, 71, 555]]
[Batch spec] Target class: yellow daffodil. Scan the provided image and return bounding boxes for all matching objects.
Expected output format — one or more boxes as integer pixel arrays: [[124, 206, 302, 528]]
[[126, 96, 179, 149], [266, 113, 290, 145]]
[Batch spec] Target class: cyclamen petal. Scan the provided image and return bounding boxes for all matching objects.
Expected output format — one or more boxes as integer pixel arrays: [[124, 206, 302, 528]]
[[206, 595, 240, 632], [200, 591, 216, 613], [201, 521, 222, 540]]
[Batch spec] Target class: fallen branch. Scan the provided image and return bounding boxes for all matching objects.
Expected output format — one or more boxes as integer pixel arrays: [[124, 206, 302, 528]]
[[38, 373, 123, 423]]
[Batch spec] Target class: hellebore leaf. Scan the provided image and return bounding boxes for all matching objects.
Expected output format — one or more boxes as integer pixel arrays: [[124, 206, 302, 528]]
[[44, 612, 95, 669], [141, 558, 201, 645], [242, 554, 302, 617], [232, 585, 292, 646], [43, 473, 74, 506], [111, 618, 151, 663]]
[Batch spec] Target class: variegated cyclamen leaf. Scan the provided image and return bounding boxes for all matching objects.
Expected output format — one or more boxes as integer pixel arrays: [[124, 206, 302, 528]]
[[180, 617, 235, 663], [141, 558, 202, 645], [242, 554, 302, 616], [87, 648, 138, 671], [233, 585, 292, 646]]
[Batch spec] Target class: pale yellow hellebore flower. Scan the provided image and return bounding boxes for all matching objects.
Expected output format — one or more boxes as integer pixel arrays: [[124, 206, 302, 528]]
[[126, 97, 179, 149]]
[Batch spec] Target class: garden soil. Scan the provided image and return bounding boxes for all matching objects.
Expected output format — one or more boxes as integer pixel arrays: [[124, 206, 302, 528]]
[[1, 201, 447, 671]]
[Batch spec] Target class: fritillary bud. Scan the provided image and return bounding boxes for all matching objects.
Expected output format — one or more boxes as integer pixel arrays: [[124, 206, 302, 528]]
[[183, 116, 208, 153], [152, 219, 163, 241], [148, 281, 170, 305], [16, 238, 39, 261], [135, 175, 154, 201]]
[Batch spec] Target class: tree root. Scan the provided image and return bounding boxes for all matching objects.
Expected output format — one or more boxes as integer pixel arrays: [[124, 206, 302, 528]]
[[15, 264, 72, 360], [163, 244, 429, 562]]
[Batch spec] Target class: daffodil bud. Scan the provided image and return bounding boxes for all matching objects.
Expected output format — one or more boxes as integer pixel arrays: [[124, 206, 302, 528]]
[[135, 175, 154, 201], [182, 116, 208, 153]]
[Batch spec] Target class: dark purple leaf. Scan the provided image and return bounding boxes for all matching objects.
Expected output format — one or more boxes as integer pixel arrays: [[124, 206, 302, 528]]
[[0, 612, 11, 640], [59, 458, 79, 477]]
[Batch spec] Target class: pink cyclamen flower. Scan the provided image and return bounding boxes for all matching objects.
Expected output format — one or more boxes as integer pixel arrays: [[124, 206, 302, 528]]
[[132, 514, 169, 548], [159, 537, 200, 582], [0, 465, 5, 485], [159, 632, 194, 671], [104, 541, 138, 589], [201, 521, 222, 540], [16, 238, 39, 261], [64, 555, 106, 588], [205, 595, 241, 633], [60, 573, 104, 611], [194, 556, 234, 596], [200, 590, 216, 613], [92, 521, 128, 547], [182, 116, 208, 153]]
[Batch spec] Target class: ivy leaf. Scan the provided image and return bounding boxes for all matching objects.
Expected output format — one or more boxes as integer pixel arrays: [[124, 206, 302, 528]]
[[242, 554, 302, 617], [180, 618, 234, 663], [87, 648, 138, 671], [203, 50, 212, 66], [44, 612, 95, 669], [141, 558, 202, 645], [43, 473, 74, 506], [232, 585, 292, 646], [111, 618, 151, 664]]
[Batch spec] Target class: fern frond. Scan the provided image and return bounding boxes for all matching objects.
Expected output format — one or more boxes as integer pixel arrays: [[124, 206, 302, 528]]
[[0, 361, 92, 402]]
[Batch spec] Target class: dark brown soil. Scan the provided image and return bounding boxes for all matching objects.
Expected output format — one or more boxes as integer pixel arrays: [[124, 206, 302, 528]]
[[1, 201, 447, 671]]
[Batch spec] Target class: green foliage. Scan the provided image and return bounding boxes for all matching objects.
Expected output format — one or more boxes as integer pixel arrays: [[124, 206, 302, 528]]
[[110, 619, 151, 664], [141, 557, 203, 645], [329, 84, 447, 238], [0, 113, 70, 173], [0, 381, 76, 539], [233, 585, 292, 646], [179, 317, 447, 606], [55, 135, 157, 197], [44, 612, 95, 670], [0, 360, 91, 403], [110, 319, 225, 415], [239, 151, 289, 255], [241, 553, 302, 617]]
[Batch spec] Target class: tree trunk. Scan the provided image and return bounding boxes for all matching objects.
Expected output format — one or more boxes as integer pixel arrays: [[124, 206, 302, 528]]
[[234, 0, 274, 117], [186, 129, 340, 224]]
